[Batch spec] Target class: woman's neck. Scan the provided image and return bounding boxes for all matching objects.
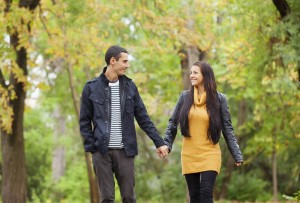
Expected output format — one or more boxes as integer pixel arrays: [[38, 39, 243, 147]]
[[197, 85, 205, 95]]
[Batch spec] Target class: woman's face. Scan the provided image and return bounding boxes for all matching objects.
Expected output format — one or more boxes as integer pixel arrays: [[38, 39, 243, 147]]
[[190, 65, 204, 87]]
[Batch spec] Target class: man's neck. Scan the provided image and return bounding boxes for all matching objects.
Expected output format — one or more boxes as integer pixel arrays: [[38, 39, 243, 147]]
[[105, 66, 118, 82]]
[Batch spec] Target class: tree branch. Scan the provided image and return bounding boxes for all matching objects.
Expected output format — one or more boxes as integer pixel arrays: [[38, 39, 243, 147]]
[[0, 69, 8, 88], [272, 0, 291, 18], [19, 0, 40, 10], [66, 62, 80, 118], [38, 4, 52, 38]]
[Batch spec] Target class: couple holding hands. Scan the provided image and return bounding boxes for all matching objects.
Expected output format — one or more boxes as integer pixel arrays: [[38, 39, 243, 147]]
[[80, 46, 243, 203]]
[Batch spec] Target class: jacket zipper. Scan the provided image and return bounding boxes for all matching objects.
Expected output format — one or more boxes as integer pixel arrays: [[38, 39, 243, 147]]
[[107, 87, 110, 144], [121, 83, 126, 118], [120, 81, 127, 146]]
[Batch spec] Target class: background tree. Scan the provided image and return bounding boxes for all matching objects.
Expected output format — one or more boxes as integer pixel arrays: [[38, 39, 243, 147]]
[[0, 0, 40, 202], [1, 0, 299, 202]]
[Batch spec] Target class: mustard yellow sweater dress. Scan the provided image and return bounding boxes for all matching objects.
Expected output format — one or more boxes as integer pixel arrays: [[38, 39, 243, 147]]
[[181, 88, 221, 175]]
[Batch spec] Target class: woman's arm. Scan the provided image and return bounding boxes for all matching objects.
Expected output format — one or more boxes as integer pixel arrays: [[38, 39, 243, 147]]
[[219, 93, 243, 163], [164, 91, 186, 152]]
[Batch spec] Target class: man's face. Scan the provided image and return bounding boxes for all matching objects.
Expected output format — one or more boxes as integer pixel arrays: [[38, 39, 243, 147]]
[[111, 52, 129, 76]]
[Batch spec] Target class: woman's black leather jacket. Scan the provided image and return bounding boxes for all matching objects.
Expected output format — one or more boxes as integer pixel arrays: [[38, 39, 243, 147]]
[[164, 91, 243, 163]]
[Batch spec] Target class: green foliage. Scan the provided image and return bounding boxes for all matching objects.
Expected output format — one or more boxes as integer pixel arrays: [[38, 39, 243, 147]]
[[135, 143, 186, 203], [226, 172, 272, 201], [1, 0, 300, 202], [51, 159, 90, 203], [283, 190, 300, 201], [24, 108, 53, 202]]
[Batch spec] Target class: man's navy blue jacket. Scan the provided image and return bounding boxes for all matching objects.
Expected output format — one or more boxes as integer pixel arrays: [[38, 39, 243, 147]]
[[79, 67, 165, 156]]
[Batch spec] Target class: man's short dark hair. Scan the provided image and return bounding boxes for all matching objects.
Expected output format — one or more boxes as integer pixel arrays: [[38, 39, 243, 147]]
[[105, 45, 128, 65]]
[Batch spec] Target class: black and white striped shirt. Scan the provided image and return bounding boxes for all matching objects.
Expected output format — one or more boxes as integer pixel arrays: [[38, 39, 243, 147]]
[[108, 80, 123, 148]]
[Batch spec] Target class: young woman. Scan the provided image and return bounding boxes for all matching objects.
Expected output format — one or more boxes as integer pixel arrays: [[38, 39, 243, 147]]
[[164, 61, 243, 203]]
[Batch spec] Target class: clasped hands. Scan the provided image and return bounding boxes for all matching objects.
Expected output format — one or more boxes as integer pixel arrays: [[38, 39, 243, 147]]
[[156, 145, 169, 159]]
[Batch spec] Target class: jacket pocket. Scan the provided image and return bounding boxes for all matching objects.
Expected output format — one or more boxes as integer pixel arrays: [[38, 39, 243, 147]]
[[125, 97, 134, 113], [89, 94, 104, 105], [89, 94, 105, 117]]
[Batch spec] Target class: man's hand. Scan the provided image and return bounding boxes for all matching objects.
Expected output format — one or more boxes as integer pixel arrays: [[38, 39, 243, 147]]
[[156, 145, 169, 159], [235, 162, 242, 166]]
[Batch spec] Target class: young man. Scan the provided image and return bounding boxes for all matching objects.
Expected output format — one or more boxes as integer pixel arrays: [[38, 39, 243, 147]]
[[79, 45, 168, 203]]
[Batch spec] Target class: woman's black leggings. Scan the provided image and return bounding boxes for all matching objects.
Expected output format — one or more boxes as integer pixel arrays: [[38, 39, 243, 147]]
[[185, 171, 218, 203]]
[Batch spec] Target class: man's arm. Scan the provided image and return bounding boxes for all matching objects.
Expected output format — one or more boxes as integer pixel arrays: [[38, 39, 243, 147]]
[[79, 83, 97, 153], [132, 83, 166, 149]]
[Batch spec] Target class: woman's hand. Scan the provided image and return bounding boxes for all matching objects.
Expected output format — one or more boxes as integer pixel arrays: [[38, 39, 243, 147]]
[[235, 162, 242, 166], [156, 145, 169, 159]]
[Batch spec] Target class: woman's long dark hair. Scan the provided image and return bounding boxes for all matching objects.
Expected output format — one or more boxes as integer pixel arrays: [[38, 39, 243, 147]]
[[179, 61, 222, 144]]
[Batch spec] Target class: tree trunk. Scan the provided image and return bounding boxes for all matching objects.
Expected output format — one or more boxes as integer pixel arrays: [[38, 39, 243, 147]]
[[66, 63, 100, 203], [67, 63, 80, 116], [49, 43, 100, 203], [52, 107, 66, 182], [180, 46, 206, 90], [272, 0, 290, 18], [1, 80, 27, 203], [1, 41, 28, 203], [1, 1, 40, 202], [272, 132, 278, 201], [270, 1, 292, 199], [180, 2, 206, 91], [298, 61, 300, 83], [218, 159, 234, 199], [272, 0, 300, 82]]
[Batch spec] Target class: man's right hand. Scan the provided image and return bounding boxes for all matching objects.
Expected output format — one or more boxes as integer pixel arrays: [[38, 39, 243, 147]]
[[156, 145, 169, 159]]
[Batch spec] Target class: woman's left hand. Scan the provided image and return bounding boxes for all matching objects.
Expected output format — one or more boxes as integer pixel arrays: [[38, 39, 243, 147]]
[[235, 162, 242, 166]]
